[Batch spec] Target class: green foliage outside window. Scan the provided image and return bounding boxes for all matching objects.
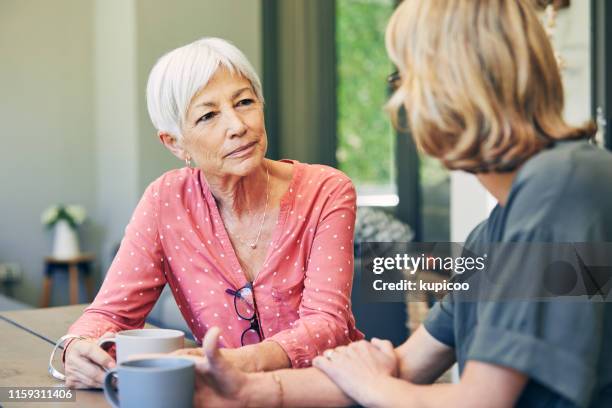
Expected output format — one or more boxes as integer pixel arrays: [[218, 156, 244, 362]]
[[336, 0, 395, 190]]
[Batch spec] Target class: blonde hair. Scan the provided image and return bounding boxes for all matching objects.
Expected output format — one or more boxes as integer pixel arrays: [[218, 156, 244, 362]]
[[385, 0, 596, 173]]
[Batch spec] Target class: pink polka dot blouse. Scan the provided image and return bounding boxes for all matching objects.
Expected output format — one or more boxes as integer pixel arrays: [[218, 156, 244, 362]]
[[67, 160, 364, 367]]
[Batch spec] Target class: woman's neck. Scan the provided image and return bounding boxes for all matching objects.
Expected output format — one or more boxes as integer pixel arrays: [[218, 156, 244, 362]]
[[476, 170, 517, 207], [205, 162, 269, 217]]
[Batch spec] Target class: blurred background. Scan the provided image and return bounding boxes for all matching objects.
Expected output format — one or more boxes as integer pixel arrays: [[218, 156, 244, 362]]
[[0, 0, 610, 342]]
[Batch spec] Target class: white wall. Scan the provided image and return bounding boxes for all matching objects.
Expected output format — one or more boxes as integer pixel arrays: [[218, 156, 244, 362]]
[[94, 0, 140, 267], [552, 2, 592, 126], [0, 0, 96, 304], [450, 172, 492, 242]]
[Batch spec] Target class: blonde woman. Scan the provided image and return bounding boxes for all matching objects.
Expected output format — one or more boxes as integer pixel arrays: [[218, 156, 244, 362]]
[[189, 1, 612, 407]]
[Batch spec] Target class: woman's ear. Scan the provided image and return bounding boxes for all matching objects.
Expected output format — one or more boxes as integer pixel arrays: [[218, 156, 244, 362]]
[[159, 131, 189, 160]]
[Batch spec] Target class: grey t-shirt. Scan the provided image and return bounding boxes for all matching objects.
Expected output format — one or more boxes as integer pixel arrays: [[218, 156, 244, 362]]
[[424, 140, 612, 407]]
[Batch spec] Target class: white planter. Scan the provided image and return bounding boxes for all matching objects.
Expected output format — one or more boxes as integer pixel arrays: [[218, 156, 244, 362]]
[[52, 220, 80, 259]]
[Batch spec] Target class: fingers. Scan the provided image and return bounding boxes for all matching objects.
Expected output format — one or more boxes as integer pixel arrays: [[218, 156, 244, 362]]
[[67, 355, 107, 387], [190, 356, 212, 374], [65, 369, 93, 389], [316, 345, 347, 366], [65, 377, 90, 389], [371, 338, 394, 354], [202, 327, 221, 363], [335, 345, 348, 354], [313, 355, 337, 377], [348, 340, 368, 349], [68, 371, 99, 389], [66, 358, 105, 388], [64, 340, 112, 389], [347, 340, 371, 355], [79, 342, 115, 371]]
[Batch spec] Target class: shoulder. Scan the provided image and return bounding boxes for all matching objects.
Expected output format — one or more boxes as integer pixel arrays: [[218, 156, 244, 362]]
[[462, 218, 494, 254], [513, 141, 611, 200], [283, 160, 356, 217], [505, 141, 612, 240], [297, 161, 355, 192], [144, 168, 197, 199]]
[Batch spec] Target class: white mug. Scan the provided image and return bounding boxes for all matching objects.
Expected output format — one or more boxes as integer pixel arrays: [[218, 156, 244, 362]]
[[97, 329, 185, 363]]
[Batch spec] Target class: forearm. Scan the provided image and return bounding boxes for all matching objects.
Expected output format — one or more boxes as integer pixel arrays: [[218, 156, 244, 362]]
[[396, 348, 453, 384], [222, 340, 291, 372], [245, 368, 354, 407], [365, 362, 525, 408], [238, 364, 449, 408], [395, 326, 456, 384], [364, 377, 458, 408]]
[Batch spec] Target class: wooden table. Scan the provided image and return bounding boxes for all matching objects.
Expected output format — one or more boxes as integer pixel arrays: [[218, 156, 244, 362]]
[[0, 309, 107, 407], [0, 304, 195, 407], [1, 304, 90, 344]]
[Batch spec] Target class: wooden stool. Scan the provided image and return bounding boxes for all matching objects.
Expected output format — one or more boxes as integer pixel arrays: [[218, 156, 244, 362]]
[[40, 253, 95, 307]]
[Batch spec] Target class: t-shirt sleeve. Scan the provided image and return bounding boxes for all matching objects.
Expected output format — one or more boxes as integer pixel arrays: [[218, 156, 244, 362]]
[[423, 294, 455, 348], [465, 227, 604, 408], [468, 300, 603, 408]]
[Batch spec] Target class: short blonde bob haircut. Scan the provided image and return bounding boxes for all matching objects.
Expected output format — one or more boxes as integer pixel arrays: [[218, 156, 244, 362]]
[[385, 0, 596, 173], [146, 37, 263, 139]]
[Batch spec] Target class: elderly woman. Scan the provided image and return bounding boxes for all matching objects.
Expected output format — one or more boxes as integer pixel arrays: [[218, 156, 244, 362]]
[[191, 1, 612, 407], [57, 37, 363, 389]]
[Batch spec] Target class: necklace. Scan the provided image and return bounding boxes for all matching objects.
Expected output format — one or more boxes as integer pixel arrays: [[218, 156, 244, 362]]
[[233, 166, 270, 250]]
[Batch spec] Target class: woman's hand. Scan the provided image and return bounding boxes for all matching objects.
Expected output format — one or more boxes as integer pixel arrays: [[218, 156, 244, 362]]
[[191, 327, 251, 408], [172, 345, 255, 372], [312, 338, 399, 406], [128, 329, 251, 406], [64, 332, 116, 389]]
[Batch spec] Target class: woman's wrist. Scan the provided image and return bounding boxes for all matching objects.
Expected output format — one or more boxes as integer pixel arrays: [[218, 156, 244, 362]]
[[223, 341, 291, 373], [61, 336, 91, 364], [241, 372, 281, 407], [361, 376, 410, 408], [220, 347, 258, 372]]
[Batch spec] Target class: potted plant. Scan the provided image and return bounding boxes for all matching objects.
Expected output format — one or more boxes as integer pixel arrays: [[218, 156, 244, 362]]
[[41, 205, 86, 259]]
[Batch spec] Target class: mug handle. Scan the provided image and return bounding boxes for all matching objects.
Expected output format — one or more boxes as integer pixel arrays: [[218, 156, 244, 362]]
[[103, 368, 120, 408], [97, 337, 116, 349], [97, 337, 117, 370]]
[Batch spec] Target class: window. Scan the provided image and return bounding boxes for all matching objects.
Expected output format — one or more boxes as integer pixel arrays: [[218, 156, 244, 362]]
[[336, 0, 397, 207], [335, 0, 449, 240]]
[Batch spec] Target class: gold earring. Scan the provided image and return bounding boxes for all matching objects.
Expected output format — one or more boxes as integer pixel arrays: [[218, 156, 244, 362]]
[[185, 155, 192, 168]]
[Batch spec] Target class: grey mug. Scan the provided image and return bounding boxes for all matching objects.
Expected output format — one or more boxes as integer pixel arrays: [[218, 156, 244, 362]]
[[103, 357, 195, 408]]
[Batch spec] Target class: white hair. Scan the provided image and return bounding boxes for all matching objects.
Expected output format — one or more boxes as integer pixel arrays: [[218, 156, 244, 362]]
[[146, 37, 263, 139]]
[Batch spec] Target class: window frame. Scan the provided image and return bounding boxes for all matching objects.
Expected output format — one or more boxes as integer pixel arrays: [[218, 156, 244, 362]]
[[592, 0, 612, 150]]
